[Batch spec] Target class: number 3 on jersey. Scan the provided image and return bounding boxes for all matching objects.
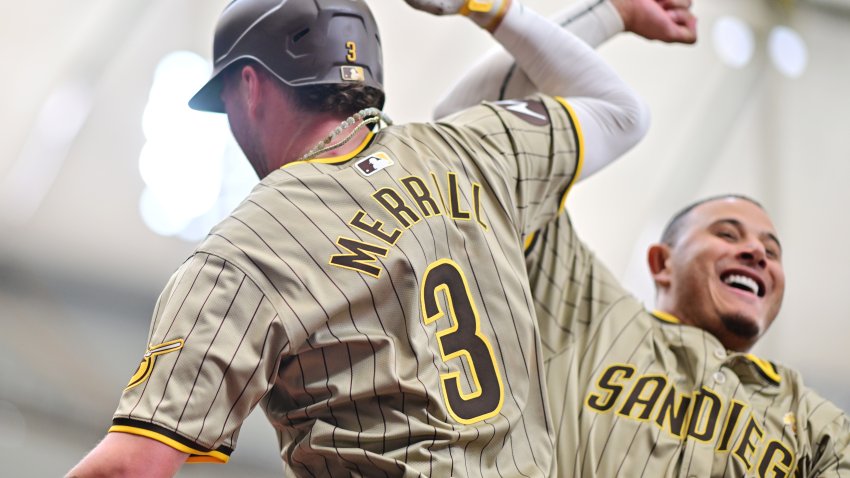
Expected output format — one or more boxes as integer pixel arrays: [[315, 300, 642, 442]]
[[421, 259, 504, 424]]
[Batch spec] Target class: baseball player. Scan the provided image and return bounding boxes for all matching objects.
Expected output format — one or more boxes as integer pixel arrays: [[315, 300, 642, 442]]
[[66, 0, 651, 476], [437, 1, 850, 476], [532, 195, 850, 477]]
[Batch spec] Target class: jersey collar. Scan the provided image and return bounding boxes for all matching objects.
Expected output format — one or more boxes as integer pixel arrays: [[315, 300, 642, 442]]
[[650, 310, 781, 386], [651, 309, 680, 324], [281, 131, 376, 169], [741, 353, 782, 385]]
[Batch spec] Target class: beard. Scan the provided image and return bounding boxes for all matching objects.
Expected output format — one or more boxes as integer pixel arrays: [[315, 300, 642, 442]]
[[720, 313, 761, 339]]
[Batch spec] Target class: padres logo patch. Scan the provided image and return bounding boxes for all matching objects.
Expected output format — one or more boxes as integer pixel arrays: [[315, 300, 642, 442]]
[[494, 99, 550, 126], [355, 152, 394, 176], [125, 339, 184, 390]]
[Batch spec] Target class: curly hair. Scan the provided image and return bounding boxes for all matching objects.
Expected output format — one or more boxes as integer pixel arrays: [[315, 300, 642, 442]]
[[222, 61, 385, 115], [290, 83, 385, 115]]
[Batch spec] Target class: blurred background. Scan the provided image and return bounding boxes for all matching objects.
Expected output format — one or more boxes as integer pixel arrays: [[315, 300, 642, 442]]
[[1, 0, 848, 475]]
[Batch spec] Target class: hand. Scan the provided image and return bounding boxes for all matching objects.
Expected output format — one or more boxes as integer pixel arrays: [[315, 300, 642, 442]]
[[403, 0, 511, 31], [403, 0, 467, 15], [612, 0, 698, 44]]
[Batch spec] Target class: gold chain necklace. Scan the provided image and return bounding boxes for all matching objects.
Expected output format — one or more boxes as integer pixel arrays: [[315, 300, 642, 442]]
[[298, 107, 392, 162]]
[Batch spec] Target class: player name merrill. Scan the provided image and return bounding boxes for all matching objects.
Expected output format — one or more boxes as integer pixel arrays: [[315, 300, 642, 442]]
[[330, 169, 487, 278]]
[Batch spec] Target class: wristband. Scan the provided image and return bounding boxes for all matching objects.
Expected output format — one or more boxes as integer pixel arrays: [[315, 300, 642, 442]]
[[460, 0, 513, 32]]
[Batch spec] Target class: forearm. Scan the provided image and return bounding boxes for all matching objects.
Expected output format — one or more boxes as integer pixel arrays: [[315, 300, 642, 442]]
[[487, 1, 649, 179], [490, 2, 629, 103], [434, 0, 624, 119], [66, 432, 188, 478]]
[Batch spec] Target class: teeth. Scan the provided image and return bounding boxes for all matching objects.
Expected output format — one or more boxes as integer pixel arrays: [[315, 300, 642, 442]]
[[724, 274, 760, 296]]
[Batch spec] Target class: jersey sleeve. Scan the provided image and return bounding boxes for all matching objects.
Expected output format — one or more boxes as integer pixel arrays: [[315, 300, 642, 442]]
[[111, 252, 289, 463], [804, 396, 850, 476], [438, 93, 584, 240]]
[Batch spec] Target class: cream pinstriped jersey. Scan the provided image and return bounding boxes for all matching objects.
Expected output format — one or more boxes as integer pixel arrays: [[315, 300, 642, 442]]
[[525, 213, 850, 477], [112, 94, 583, 477]]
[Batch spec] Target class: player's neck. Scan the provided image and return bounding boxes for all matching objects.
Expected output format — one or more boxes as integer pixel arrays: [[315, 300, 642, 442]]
[[301, 115, 373, 161], [267, 107, 384, 170], [260, 113, 336, 169], [295, 108, 386, 164]]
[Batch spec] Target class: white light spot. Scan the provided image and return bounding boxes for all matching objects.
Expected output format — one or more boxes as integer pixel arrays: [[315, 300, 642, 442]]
[[142, 51, 215, 141], [138, 51, 258, 242], [712, 16, 755, 69], [769, 26, 808, 78], [140, 187, 190, 236]]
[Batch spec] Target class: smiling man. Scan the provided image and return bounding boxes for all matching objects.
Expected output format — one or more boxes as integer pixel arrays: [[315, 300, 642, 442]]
[[526, 194, 850, 477], [649, 195, 785, 352]]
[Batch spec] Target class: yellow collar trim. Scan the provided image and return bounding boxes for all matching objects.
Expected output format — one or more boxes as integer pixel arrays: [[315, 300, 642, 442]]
[[651, 310, 681, 324], [650, 310, 780, 384], [282, 131, 375, 169], [745, 353, 782, 384]]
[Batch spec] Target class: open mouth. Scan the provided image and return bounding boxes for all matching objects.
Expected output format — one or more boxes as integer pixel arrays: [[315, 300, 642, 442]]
[[721, 273, 765, 297]]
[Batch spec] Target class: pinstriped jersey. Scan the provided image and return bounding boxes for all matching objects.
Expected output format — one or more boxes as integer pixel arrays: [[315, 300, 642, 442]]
[[525, 213, 850, 477], [112, 94, 582, 477]]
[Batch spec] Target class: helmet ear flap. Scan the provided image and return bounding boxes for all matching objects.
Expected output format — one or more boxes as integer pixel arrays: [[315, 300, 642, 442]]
[[190, 0, 384, 113]]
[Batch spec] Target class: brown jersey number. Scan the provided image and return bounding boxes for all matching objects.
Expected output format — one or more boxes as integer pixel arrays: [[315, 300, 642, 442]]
[[421, 259, 505, 424]]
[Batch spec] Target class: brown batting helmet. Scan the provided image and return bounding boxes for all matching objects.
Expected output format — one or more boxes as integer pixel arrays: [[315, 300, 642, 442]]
[[189, 0, 384, 112]]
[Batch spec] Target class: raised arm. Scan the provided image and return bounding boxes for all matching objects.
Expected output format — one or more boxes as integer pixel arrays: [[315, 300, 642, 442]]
[[436, 0, 697, 114], [432, 0, 696, 180]]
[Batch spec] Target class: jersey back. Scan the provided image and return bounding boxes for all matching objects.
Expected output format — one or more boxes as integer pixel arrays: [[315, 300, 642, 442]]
[[113, 94, 584, 477]]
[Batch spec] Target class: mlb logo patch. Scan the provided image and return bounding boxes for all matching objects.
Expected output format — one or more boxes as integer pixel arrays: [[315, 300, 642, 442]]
[[355, 152, 394, 176], [340, 66, 365, 82]]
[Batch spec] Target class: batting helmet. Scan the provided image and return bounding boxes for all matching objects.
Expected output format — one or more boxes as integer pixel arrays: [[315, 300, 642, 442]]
[[189, 0, 384, 112]]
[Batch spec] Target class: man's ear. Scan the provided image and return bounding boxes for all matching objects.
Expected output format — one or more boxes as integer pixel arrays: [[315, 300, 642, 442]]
[[647, 243, 672, 287], [240, 64, 263, 114]]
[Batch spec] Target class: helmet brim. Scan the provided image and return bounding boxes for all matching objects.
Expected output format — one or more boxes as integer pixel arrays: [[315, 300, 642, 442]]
[[188, 73, 226, 113]]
